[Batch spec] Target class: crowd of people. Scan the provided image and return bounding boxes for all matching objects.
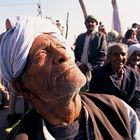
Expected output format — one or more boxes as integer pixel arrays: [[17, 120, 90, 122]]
[[0, 15, 139, 140], [74, 15, 140, 120]]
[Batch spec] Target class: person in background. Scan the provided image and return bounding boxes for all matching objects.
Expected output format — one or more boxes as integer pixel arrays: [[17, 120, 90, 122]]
[[0, 18, 14, 109], [0, 18, 29, 126], [0, 16, 139, 140], [122, 29, 137, 46], [131, 23, 138, 32], [104, 30, 122, 65], [136, 29, 140, 43], [98, 21, 107, 36], [127, 43, 140, 73], [0, 18, 14, 43], [74, 15, 107, 90], [89, 43, 140, 121], [106, 30, 121, 45]]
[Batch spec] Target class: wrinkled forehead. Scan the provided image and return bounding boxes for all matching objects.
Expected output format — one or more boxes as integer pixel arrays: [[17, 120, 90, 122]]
[[29, 33, 75, 61], [110, 44, 128, 54], [30, 33, 65, 52]]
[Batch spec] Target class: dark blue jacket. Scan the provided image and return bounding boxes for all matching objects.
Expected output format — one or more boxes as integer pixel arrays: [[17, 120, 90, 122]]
[[74, 32, 107, 68], [5, 93, 132, 140], [89, 63, 140, 120]]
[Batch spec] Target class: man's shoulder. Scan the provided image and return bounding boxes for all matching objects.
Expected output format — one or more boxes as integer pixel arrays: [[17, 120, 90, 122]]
[[80, 92, 133, 128], [93, 31, 105, 37], [80, 92, 127, 109], [125, 65, 140, 77], [77, 32, 86, 38], [81, 92, 121, 101]]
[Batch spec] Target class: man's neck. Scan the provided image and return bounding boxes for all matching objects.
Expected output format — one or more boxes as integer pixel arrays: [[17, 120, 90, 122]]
[[40, 94, 82, 125], [86, 30, 94, 35]]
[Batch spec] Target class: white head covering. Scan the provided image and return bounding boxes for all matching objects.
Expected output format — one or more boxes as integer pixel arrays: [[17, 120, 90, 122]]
[[0, 16, 74, 94], [0, 17, 16, 82], [128, 44, 140, 58]]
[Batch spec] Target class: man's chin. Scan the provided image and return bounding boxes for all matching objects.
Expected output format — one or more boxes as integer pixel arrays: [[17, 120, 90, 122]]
[[66, 72, 86, 90], [57, 71, 86, 93]]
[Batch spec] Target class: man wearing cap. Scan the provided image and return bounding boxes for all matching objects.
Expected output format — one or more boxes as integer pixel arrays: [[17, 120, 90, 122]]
[[74, 15, 107, 90], [0, 16, 140, 140]]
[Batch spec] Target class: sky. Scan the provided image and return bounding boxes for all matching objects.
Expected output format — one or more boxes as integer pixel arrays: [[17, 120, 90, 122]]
[[0, 0, 140, 43]]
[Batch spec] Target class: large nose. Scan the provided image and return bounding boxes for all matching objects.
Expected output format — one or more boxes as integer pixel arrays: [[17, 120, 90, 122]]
[[53, 46, 72, 64]]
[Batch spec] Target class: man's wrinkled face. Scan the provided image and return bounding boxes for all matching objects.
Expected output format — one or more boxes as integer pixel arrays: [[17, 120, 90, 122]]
[[23, 34, 86, 103], [129, 51, 140, 66], [108, 45, 128, 72]]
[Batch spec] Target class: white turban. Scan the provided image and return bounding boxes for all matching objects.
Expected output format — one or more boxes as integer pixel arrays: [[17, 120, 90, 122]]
[[128, 44, 140, 58], [0, 17, 16, 82], [0, 16, 74, 93]]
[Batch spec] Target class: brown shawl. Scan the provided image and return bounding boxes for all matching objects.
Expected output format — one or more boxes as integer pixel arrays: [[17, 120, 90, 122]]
[[81, 92, 131, 140]]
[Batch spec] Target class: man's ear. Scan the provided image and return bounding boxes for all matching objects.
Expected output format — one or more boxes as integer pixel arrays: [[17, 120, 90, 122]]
[[10, 78, 30, 98]]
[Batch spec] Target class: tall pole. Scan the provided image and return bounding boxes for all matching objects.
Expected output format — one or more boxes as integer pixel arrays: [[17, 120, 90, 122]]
[[65, 12, 69, 39], [111, 0, 123, 35], [37, 1, 42, 17], [79, 0, 88, 19]]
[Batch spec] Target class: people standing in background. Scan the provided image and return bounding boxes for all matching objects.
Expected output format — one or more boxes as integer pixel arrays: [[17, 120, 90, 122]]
[[127, 43, 140, 73], [98, 21, 107, 36], [0, 18, 14, 43], [131, 23, 138, 32], [0, 18, 14, 108], [136, 29, 140, 43], [89, 43, 140, 121], [0, 18, 25, 126], [74, 15, 107, 91], [106, 30, 121, 45], [122, 29, 137, 46]]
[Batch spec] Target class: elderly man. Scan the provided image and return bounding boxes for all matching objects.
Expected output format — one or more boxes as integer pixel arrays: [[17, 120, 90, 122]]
[[127, 43, 140, 73], [89, 43, 140, 121], [0, 17, 140, 140]]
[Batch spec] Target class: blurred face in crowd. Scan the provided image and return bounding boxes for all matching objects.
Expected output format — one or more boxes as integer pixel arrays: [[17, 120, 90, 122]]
[[136, 30, 140, 43], [22, 34, 86, 105], [108, 44, 128, 73], [85, 19, 97, 32], [129, 51, 140, 66], [5, 19, 13, 31]]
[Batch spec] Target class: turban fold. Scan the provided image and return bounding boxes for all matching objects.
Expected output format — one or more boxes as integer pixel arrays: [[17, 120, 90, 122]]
[[128, 44, 140, 58], [0, 16, 74, 94]]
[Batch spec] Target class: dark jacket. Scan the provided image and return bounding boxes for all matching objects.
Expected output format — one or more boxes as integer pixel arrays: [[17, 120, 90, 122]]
[[89, 63, 140, 120], [74, 32, 107, 68], [5, 93, 132, 140]]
